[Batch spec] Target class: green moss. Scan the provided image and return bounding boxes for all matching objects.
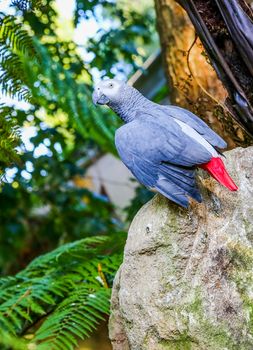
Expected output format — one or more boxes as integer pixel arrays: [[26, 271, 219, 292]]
[[181, 289, 243, 349], [143, 286, 253, 349], [243, 217, 253, 242], [228, 241, 253, 269], [187, 292, 203, 314], [200, 321, 239, 349], [222, 242, 253, 347], [167, 210, 179, 232], [158, 335, 194, 350], [243, 296, 253, 330]]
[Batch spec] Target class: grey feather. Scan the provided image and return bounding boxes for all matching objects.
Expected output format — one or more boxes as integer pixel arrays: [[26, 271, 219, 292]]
[[140, 105, 227, 149], [161, 105, 227, 149], [155, 178, 191, 208], [115, 115, 209, 207], [93, 80, 228, 207]]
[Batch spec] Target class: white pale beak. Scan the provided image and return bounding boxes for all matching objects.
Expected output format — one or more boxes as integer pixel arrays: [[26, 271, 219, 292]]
[[92, 87, 110, 105]]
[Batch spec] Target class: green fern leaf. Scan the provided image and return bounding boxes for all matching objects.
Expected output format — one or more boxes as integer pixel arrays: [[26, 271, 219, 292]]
[[0, 236, 122, 350]]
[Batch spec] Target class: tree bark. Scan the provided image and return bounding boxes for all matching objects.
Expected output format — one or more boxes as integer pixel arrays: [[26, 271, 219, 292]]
[[154, 0, 253, 148]]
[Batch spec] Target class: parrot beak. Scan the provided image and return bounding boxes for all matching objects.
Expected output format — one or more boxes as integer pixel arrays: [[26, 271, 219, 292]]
[[92, 89, 110, 105]]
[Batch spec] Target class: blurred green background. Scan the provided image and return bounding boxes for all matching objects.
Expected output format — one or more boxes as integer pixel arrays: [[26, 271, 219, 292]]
[[0, 0, 166, 349]]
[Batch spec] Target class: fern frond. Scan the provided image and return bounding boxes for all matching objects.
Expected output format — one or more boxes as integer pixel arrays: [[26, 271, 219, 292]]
[[0, 10, 119, 176], [0, 104, 20, 177], [0, 236, 122, 350], [0, 13, 119, 154], [24, 41, 120, 153], [0, 330, 27, 350], [0, 13, 35, 100], [33, 288, 111, 350]]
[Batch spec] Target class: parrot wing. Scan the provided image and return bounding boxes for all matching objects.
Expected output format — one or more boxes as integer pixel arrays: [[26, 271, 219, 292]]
[[115, 114, 212, 207], [151, 105, 227, 150]]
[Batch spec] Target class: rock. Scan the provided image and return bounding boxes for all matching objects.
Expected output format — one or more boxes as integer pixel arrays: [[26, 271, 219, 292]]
[[109, 146, 253, 350]]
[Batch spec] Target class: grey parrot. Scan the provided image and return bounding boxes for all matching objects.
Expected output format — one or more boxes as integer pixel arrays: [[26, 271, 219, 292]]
[[92, 79, 238, 208]]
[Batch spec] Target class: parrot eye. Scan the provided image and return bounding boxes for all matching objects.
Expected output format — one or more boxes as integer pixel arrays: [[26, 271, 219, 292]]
[[109, 83, 114, 88]]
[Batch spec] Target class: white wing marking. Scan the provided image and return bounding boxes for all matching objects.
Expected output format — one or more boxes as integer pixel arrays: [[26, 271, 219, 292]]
[[174, 119, 218, 157]]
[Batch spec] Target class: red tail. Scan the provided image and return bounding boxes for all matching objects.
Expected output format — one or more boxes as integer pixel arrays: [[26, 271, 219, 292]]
[[199, 157, 238, 191]]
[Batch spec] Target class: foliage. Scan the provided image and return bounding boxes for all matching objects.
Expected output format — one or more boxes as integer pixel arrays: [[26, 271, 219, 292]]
[[79, 2, 157, 76], [0, 0, 156, 273], [0, 13, 34, 100], [25, 40, 119, 153], [0, 0, 157, 170], [0, 14, 120, 154], [0, 0, 157, 269], [0, 13, 33, 173], [0, 235, 124, 350], [0, 105, 20, 176], [11, 0, 45, 11], [0, 0, 158, 347], [0, 13, 123, 273], [0, 125, 124, 275]]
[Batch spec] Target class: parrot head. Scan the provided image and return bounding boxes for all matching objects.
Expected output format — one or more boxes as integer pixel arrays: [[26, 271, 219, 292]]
[[92, 79, 125, 105]]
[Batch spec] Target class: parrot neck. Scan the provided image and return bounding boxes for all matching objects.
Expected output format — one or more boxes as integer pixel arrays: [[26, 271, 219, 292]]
[[108, 88, 153, 123]]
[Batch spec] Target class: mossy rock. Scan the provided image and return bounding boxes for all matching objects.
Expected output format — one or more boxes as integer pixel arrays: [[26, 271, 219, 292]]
[[110, 147, 253, 350]]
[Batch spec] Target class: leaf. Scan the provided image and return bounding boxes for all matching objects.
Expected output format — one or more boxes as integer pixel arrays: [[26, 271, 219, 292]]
[[0, 236, 122, 350]]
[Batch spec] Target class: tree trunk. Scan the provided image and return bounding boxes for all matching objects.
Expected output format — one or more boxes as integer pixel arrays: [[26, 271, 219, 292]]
[[109, 146, 253, 350], [154, 0, 253, 148]]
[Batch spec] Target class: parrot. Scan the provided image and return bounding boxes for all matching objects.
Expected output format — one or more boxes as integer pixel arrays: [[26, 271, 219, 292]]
[[92, 79, 238, 208]]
